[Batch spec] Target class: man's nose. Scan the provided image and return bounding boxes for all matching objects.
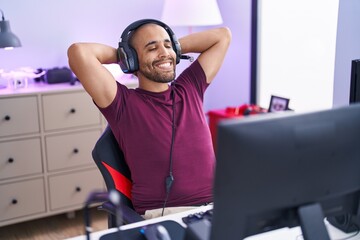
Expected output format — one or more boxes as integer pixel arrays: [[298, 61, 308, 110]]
[[158, 45, 170, 57]]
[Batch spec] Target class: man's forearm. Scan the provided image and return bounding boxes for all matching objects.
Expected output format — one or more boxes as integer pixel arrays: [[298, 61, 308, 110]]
[[178, 27, 231, 83], [179, 27, 230, 55], [67, 42, 119, 108], [68, 42, 118, 66]]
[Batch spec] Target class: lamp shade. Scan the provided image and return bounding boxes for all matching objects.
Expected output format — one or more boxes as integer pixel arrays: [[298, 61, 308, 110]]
[[161, 0, 223, 26], [0, 10, 21, 49]]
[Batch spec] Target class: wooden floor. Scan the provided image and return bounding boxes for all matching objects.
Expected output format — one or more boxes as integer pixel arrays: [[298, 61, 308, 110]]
[[0, 208, 108, 240]]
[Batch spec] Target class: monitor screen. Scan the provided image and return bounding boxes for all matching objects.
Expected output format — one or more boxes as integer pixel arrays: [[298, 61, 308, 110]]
[[210, 104, 360, 239], [350, 59, 360, 104]]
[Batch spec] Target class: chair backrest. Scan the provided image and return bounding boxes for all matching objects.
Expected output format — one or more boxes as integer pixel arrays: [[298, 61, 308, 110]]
[[92, 126, 134, 209]]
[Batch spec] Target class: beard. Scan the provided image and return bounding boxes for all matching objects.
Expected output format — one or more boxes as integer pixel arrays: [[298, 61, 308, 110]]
[[139, 59, 176, 83]]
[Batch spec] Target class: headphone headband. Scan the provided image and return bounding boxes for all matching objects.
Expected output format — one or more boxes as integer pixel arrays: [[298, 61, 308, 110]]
[[117, 19, 181, 73]]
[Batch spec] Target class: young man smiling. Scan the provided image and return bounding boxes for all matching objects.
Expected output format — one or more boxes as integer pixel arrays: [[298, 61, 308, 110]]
[[67, 19, 231, 218]]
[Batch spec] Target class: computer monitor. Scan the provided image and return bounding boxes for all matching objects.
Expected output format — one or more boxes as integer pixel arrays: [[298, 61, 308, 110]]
[[210, 104, 360, 240], [350, 59, 360, 104]]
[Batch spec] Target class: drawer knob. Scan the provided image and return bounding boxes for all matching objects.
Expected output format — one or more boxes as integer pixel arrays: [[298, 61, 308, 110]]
[[70, 108, 76, 114], [11, 199, 18, 205], [8, 158, 14, 163], [4, 115, 11, 121], [73, 148, 79, 154], [75, 186, 82, 192]]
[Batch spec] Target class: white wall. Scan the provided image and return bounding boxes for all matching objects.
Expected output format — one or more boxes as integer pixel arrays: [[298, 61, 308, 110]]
[[333, 0, 360, 107], [254, 0, 360, 112], [255, 0, 340, 112]]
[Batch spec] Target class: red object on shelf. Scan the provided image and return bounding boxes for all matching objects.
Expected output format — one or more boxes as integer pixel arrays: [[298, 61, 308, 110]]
[[207, 104, 267, 151]]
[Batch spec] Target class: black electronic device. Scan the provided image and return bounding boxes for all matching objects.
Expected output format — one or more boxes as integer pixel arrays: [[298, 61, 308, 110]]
[[327, 214, 360, 233], [118, 19, 185, 73], [141, 224, 171, 240], [184, 219, 211, 240], [349, 59, 360, 104], [210, 104, 360, 240], [84, 190, 122, 240], [182, 209, 213, 225], [183, 210, 213, 240], [45, 67, 75, 84], [99, 220, 185, 240], [34, 67, 76, 85]]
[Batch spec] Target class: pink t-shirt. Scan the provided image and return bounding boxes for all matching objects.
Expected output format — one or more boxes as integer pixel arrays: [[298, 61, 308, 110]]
[[98, 60, 215, 214]]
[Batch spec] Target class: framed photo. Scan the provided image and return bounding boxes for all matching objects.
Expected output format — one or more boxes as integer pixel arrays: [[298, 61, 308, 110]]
[[268, 95, 290, 112]]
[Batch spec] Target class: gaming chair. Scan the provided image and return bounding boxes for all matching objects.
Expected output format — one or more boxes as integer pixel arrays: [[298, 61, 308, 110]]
[[92, 126, 144, 227]]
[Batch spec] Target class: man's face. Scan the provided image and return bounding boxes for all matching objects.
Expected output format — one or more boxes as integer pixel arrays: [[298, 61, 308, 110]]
[[131, 24, 176, 83]]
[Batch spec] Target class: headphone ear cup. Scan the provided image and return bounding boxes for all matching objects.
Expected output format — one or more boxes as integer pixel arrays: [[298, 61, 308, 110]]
[[129, 47, 139, 72], [117, 43, 139, 73], [170, 34, 181, 64]]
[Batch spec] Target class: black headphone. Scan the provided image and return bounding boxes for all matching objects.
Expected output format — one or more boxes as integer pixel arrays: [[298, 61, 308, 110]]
[[117, 19, 182, 74]]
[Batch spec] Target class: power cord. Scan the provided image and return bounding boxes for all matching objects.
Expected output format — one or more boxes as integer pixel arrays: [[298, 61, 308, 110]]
[[295, 224, 360, 240]]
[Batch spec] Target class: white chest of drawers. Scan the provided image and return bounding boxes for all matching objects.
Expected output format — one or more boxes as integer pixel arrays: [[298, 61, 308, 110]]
[[0, 80, 137, 227]]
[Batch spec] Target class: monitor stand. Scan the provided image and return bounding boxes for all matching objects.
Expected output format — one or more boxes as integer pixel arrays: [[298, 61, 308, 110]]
[[298, 203, 330, 240]]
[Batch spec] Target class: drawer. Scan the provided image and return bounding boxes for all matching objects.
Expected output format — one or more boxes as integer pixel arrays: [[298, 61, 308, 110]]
[[42, 91, 101, 131], [0, 178, 46, 222], [0, 138, 43, 180], [0, 96, 39, 137], [46, 130, 101, 171], [48, 169, 104, 210]]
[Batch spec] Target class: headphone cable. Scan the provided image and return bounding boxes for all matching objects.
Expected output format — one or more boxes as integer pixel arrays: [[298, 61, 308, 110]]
[[161, 86, 176, 216]]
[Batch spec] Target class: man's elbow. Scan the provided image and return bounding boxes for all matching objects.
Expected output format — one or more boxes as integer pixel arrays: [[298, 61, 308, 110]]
[[67, 43, 86, 72], [67, 43, 83, 62], [220, 27, 232, 46]]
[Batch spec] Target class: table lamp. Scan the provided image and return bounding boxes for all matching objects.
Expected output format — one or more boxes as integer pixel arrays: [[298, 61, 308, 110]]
[[0, 9, 21, 50], [161, 0, 223, 33]]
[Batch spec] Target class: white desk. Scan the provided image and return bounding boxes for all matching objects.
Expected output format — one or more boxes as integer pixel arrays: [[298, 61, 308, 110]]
[[67, 205, 360, 240]]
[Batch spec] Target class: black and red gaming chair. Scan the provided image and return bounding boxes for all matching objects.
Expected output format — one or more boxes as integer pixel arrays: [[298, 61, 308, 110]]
[[92, 126, 144, 227]]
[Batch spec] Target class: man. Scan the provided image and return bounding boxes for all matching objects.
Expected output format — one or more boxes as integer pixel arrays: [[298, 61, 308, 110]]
[[67, 19, 231, 218]]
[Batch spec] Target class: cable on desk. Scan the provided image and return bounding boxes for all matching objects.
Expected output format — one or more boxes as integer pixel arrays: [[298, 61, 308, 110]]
[[295, 224, 360, 240], [334, 226, 360, 240]]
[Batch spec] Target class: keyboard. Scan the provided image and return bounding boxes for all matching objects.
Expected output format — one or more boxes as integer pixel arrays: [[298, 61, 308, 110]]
[[182, 209, 213, 225]]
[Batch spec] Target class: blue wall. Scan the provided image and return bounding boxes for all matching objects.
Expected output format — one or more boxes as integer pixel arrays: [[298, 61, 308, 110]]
[[0, 0, 251, 113]]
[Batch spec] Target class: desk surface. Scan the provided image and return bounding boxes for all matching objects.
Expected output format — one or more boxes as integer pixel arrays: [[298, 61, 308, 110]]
[[67, 205, 360, 240]]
